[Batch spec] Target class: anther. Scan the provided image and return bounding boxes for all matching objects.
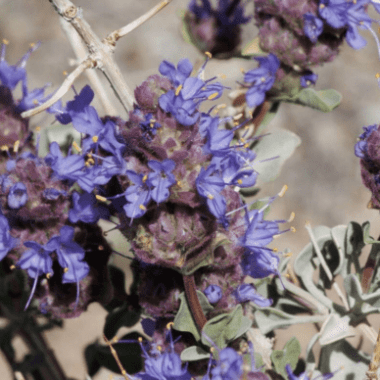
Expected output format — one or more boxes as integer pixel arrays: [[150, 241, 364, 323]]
[[284, 252, 293, 257], [138, 337, 143, 343], [210, 347, 215, 353], [208, 92, 219, 100], [176, 181, 182, 187], [10, 265, 16, 270], [92, 135, 98, 143], [175, 84, 183, 96], [237, 179, 243, 185], [96, 195, 107, 202], [46, 272, 52, 278], [205, 51, 212, 58], [157, 345, 162, 351], [166, 322, 174, 330], [1, 145, 8, 151], [142, 175, 148, 182], [139, 204, 147, 211], [272, 248, 278, 252], [35, 126, 41, 132], [72, 141, 82, 152], [63, 267, 69, 273], [261, 77, 266, 83], [207, 194, 214, 200], [33, 99, 39, 105], [240, 68, 245, 73], [290, 226, 296, 233], [63, 71, 68, 76], [218, 73, 227, 79], [288, 211, 295, 222], [319, 3, 325, 8], [98, 245, 104, 251], [13, 140, 20, 153], [279, 185, 288, 197], [2, 39, 9, 45], [30, 42, 36, 48]]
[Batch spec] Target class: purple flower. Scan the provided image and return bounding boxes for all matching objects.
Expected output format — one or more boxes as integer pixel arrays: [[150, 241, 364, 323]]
[[18, 241, 55, 309], [0, 215, 18, 261], [196, 165, 227, 221], [148, 159, 176, 204], [303, 13, 324, 43], [203, 122, 234, 157], [46, 226, 89, 309], [0, 42, 39, 91], [241, 249, 280, 278], [300, 71, 318, 87], [204, 284, 222, 304], [244, 54, 280, 108], [210, 347, 243, 380], [234, 284, 272, 307], [15, 84, 50, 113], [355, 124, 377, 159], [123, 171, 153, 219], [140, 113, 162, 141], [7, 182, 28, 209], [285, 364, 334, 380], [319, 0, 372, 49], [69, 191, 109, 224], [159, 59, 193, 87], [42, 188, 67, 200], [45, 142, 85, 182]]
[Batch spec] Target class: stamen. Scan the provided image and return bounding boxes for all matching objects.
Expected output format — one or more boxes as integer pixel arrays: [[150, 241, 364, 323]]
[[10, 265, 15, 270], [96, 195, 107, 202], [208, 92, 219, 100], [319, 3, 325, 8], [237, 179, 243, 185], [46, 272, 52, 279], [2, 39, 9, 45], [139, 204, 147, 211], [175, 84, 183, 96], [205, 51, 212, 58], [35, 126, 41, 132], [207, 194, 214, 200], [92, 135, 99, 143], [63, 267, 69, 273], [218, 73, 227, 79], [290, 226, 296, 232], [63, 70, 68, 76], [166, 322, 174, 330], [142, 175, 148, 182], [1, 145, 8, 151]]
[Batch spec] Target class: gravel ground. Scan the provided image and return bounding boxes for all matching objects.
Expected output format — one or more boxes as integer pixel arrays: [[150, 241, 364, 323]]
[[1, 1, 380, 379]]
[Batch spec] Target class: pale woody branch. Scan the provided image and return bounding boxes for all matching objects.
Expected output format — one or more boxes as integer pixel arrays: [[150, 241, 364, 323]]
[[104, 0, 172, 46], [21, 57, 94, 118]]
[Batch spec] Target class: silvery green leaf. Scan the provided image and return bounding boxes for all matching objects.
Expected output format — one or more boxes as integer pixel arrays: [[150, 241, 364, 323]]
[[330, 225, 346, 276], [231, 315, 253, 341], [319, 340, 370, 380], [368, 243, 380, 293], [344, 274, 380, 315], [294, 233, 335, 310], [362, 221, 380, 244], [255, 308, 326, 334], [173, 291, 214, 341], [180, 346, 210, 361], [291, 88, 342, 112], [271, 337, 301, 379], [305, 333, 320, 367], [319, 315, 354, 346], [201, 305, 243, 349], [253, 128, 301, 183], [241, 37, 266, 57]]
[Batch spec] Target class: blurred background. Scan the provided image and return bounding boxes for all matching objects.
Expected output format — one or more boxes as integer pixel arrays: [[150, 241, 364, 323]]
[[1, 0, 380, 379]]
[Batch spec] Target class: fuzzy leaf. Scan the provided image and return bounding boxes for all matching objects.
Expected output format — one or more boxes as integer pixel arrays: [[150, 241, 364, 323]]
[[241, 37, 266, 56], [201, 305, 245, 348], [253, 128, 301, 182], [319, 314, 354, 346], [291, 88, 342, 112], [319, 340, 370, 380], [271, 337, 301, 379], [173, 291, 214, 341], [180, 346, 210, 361], [362, 221, 380, 244]]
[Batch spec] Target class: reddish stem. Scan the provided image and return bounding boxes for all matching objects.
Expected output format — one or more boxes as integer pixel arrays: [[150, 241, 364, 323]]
[[183, 275, 207, 332]]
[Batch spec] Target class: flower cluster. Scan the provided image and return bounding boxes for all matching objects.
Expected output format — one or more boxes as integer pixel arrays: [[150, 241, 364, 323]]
[[184, 0, 251, 58]]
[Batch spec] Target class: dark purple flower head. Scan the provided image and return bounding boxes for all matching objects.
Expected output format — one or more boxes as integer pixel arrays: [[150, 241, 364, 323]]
[[0, 215, 18, 261], [300, 71, 318, 87], [204, 284, 222, 304], [7, 182, 28, 209], [303, 13, 324, 43], [148, 159, 176, 204], [244, 54, 280, 108], [234, 283, 272, 307]]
